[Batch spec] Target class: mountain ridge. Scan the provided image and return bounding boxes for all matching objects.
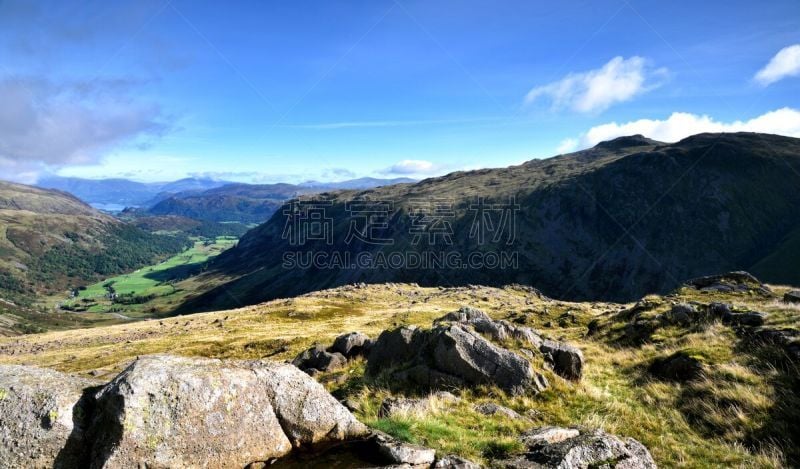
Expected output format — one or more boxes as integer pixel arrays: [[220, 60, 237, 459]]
[[177, 132, 800, 312]]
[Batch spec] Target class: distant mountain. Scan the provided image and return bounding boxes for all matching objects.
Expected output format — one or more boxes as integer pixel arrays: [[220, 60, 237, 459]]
[[299, 177, 416, 190], [179, 132, 800, 312], [0, 181, 188, 305], [145, 178, 418, 223], [36, 176, 230, 209]]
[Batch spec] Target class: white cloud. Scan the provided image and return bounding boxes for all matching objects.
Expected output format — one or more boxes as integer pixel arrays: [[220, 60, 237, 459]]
[[564, 108, 800, 150], [556, 138, 579, 154], [755, 44, 800, 86], [384, 159, 438, 175], [525, 56, 666, 113], [0, 76, 168, 182]]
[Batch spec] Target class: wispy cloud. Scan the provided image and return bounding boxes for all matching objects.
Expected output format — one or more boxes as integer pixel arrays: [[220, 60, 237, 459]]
[[525, 56, 667, 114], [381, 159, 446, 177], [557, 107, 800, 152], [754, 44, 800, 86], [0, 76, 169, 182]]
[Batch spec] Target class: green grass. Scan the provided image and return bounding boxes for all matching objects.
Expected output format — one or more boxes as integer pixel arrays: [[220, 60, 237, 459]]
[[60, 236, 236, 317]]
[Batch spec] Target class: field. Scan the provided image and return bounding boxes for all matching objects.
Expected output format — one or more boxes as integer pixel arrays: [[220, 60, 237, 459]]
[[58, 236, 237, 318]]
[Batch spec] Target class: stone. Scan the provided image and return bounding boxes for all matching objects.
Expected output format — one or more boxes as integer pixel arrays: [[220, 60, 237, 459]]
[[0, 365, 100, 468], [519, 426, 580, 446], [372, 432, 436, 466], [721, 311, 766, 327], [686, 271, 771, 296], [329, 331, 372, 358], [648, 351, 703, 382], [499, 428, 656, 468], [435, 307, 543, 348], [433, 454, 483, 468], [367, 326, 424, 376], [662, 303, 698, 326], [783, 290, 800, 304], [90, 355, 367, 468], [539, 339, 584, 380], [474, 402, 523, 419], [292, 344, 347, 372]]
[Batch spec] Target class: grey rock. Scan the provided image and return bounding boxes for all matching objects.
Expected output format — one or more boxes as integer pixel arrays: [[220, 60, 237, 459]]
[[540, 340, 584, 380], [435, 307, 543, 348], [433, 454, 483, 468], [687, 271, 771, 296], [722, 311, 766, 327], [373, 432, 436, 466], [90, 355, 367, 468], [330, 331, 372, 358], [499, 428, 656, 468], [292, 344, 347, 372], [519, 426, 580, 446], [367, 326, 424, 375], [0, 365, 99, 468], [474, 402, 523, 419], [648, 352, 703, 382], [784, 290, 800, 304]]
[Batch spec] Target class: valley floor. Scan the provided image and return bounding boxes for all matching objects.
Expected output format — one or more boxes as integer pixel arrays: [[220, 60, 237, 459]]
[[1, 281, 799, 467]]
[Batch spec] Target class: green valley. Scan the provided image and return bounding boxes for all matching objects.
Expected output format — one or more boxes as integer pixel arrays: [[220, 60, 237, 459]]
[[58, 236, 237, 319]]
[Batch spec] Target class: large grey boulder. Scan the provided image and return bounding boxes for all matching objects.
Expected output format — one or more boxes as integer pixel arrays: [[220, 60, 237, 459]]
[[368, 323, 548, 395], [292, 344, 347, 373], [329, 331, 372, 358], [498, 427, 656, 468], [90, 355, 367, 468], [0, 365, 99, 468], [366, 325, 425, 375], [540, 340, 584, 381]]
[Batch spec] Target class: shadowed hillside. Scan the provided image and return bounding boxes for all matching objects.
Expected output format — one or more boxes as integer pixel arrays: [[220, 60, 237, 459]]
[[179, 133, 800, 312]]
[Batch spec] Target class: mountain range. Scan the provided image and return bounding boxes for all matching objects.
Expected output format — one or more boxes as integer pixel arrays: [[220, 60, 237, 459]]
[[179, 132, 800, 312]]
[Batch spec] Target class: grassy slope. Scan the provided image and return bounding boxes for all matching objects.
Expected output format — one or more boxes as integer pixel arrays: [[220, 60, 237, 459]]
[[1, 282, 798, 467], [57, 236, 237, 318]]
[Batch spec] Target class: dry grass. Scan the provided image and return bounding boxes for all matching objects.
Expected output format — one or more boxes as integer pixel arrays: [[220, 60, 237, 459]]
[[1, 282, 798, 467]]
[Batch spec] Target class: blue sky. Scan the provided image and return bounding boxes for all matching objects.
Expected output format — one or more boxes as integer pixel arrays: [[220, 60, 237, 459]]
[[1, 0, 799, 183]]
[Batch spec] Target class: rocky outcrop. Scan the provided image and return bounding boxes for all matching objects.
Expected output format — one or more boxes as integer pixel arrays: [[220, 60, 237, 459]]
[[686, 271, 771, 296], [540, 340, 584, 381], [498, 427, 656, 468], [0, 365, 99, 468], [784, 290, 800, 304], [292, 344, 347, 373], [648, 352, 704, 382], [368, 321, 549, 395], [379, 391, 460, 417], [434, 307, 584, 381], [330, 331, 372, 358]]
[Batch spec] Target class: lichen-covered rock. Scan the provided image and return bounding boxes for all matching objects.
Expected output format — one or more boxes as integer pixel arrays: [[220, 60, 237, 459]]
[[686, 271, 771, 296], [0, 365, 99, 468], [540, 340, 584, 380], [721, 311, 766, 327], [253, 362, 369, 447], [499, 427, 656, 468], [329, 331, 372, 358], [292, 344, 347, 373], [433, 454, 483, 468], [90, 355, 367, 468]]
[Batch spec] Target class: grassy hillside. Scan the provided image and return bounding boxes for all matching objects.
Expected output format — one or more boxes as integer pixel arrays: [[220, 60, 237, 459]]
[[0, 181, 189, 308], [182, 132, 800, 312], [2, 279, 798, 467]]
